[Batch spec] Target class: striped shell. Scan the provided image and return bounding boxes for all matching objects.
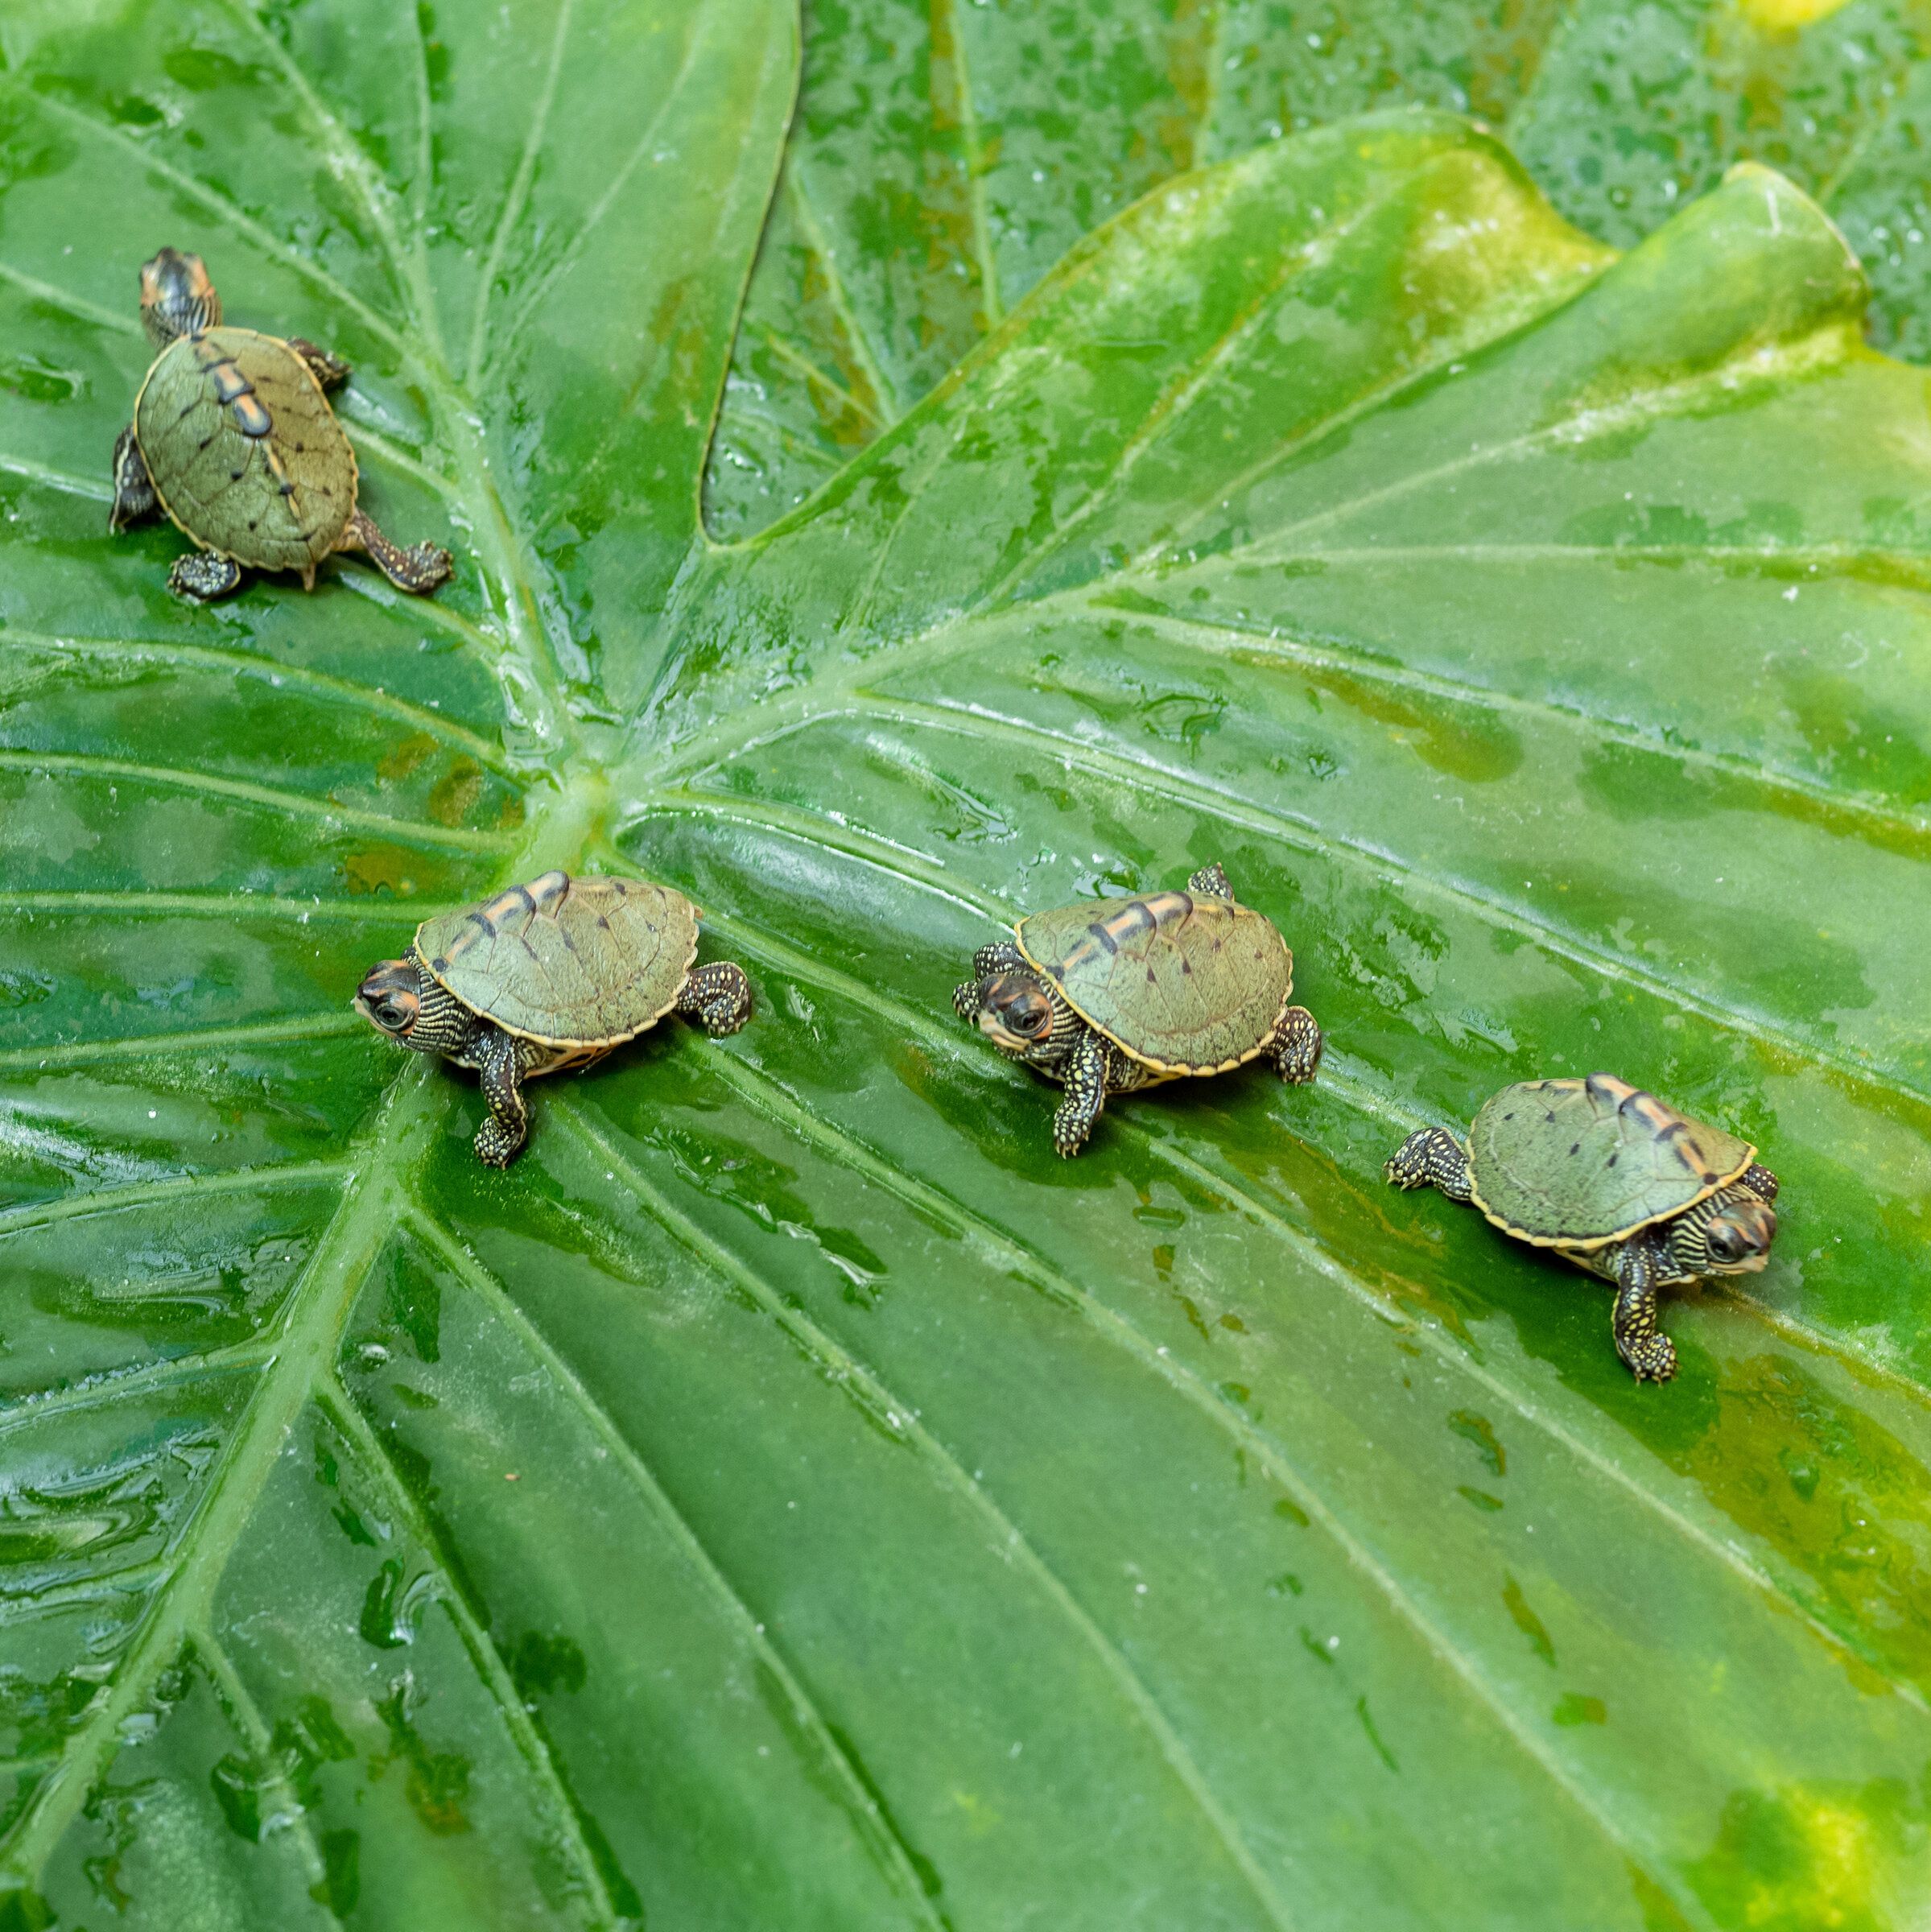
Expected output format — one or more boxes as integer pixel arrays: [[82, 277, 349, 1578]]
[[414, 871, 697, 1048], [1467, 1074, 1756, 1248], [1016, 888, 1294, 1074], [134, 327, 355, 570]]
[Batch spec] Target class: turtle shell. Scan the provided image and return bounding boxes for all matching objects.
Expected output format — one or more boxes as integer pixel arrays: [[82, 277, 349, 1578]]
[[1467, 1073, 1756, 1249], [1015, 887, 1294, 1074], [134, 327, 356, 572], [414, 871, 698, 1049]]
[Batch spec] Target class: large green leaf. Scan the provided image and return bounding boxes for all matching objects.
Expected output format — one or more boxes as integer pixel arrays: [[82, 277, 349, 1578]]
[[2, 0, 1931, 1924], [710, 0, 1931, 535]]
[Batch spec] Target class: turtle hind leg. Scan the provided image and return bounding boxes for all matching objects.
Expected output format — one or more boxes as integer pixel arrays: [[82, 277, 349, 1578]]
[[1188, 862, 1234, 900], [1266, 1005, 1322, 1084], [337, 508, 453, 594], [1385, 1126, 1474, 1201], [473, 1025, 530, 1166], [1611, 1235, 1677, 1382], [109, 427, 159, 532], [169, 550, 243, 602], [287, 336, 350, 390], [678, 961, 753, 1036], [1052, 1028, 1110, 1158]]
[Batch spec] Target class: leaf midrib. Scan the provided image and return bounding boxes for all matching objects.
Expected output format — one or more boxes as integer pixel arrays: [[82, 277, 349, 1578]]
[[0, 1070, 430, 1881]]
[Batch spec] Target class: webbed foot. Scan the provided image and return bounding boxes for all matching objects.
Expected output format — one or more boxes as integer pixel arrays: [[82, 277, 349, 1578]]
[[339, 508, 452, 594], [1187, 862, 1234, 901], [474, 1115, 526, 1167], [972, 941, 1026, 980], [1385, 1126, 1473, 1201], [679, 960, 753, 1035], [1268, 1004, 1322, 1084], [168, 550, 243, 601], [287, 336, 351, 390]]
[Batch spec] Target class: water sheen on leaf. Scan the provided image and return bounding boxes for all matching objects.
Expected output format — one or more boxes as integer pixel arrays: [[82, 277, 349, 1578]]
[[709, 0, 1931, 535], [0, 2, 1929, 1929]]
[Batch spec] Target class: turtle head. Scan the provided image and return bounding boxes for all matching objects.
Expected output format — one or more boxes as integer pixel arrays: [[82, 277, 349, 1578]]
[[139, 249, 221, 345], [354, 960, 426, 1046], [1673, 1183, 1778, 1277], [960, 968, 1081, 1067]]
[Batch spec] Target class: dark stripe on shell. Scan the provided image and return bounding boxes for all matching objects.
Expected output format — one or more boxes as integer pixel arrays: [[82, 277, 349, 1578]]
[[208, 359, 252, 403]]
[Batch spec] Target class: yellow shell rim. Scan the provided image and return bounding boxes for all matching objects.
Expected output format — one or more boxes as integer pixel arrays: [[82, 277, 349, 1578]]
[[411, 892, 702, 1052], [1468, 1143, 1757, 1251], [1012, 921, 1296, 1077], [131, 326, 357, 565]]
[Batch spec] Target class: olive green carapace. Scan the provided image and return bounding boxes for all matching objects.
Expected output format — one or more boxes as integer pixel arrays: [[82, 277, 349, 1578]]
[[111, 248, 452, 602], [1469, 1075, 1756, 1246], [416, 873, 700, 1052], [1385, 1073, 1780, 1382], [956, 863, 1322, 1158], [134, 327, 357, 576], [354, 871, 753, 1167], [1016, 889, 1294, 1075]]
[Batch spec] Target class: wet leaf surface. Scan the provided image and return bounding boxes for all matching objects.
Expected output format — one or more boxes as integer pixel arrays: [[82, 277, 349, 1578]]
[[2, 3, 1930, 1928], [710, 0, 1931, 535]]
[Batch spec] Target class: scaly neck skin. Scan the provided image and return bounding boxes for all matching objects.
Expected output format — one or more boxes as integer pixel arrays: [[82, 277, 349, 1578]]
[[1586, 1182, 1777, 1286], [976, 968, 1087, 1075], [354, 955, 486, 1065], [140, 249, 221, 346]]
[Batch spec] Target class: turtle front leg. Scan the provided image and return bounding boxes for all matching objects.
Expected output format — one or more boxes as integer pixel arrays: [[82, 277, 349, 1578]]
[[1738, 1163, 1779, 1203], [1052, 1027, 1110, 1158], [169, 550, 244, 602], [1187, 862, 1234, 901], [1611, 1233, 1677, 1382], [1384, 1126, 1474, 1201], [973, 941, 1027, 978], [677, 960, 753, 1035], [1266, 1005, 1322, 1083], [473, 1024, 531, 1167], [336, 508, 453, 595], [109, 427, 159, 532], [287, 336, 350, 390]]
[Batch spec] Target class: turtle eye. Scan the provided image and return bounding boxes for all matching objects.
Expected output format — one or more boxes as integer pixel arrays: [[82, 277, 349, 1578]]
[[998, 985, 1052, 1036], [1704, 1210, 1772, 1263], [357, 968, 420, 1036]]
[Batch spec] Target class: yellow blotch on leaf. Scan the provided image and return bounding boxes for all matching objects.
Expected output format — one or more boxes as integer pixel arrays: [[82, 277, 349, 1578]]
[[1741, 0, 1854, 27]]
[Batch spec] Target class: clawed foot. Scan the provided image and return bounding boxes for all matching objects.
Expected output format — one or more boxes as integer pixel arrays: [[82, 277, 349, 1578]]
[[1616, 1330, 1678, 1384], [1269, 1005, 1322, 1084], [1385, 1126, 1464, 1192], [168, 550, 244, 601], [680, 960, 753, 1035], [474, 1116, 526, 1167]]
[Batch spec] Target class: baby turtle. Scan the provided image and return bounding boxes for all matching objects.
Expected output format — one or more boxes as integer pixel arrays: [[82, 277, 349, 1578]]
[[1385, 1073, 1780, 1381], [354, 870, 752, 1166], [109, 248, 452, 603], [954, 861, 1321, 1157]]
